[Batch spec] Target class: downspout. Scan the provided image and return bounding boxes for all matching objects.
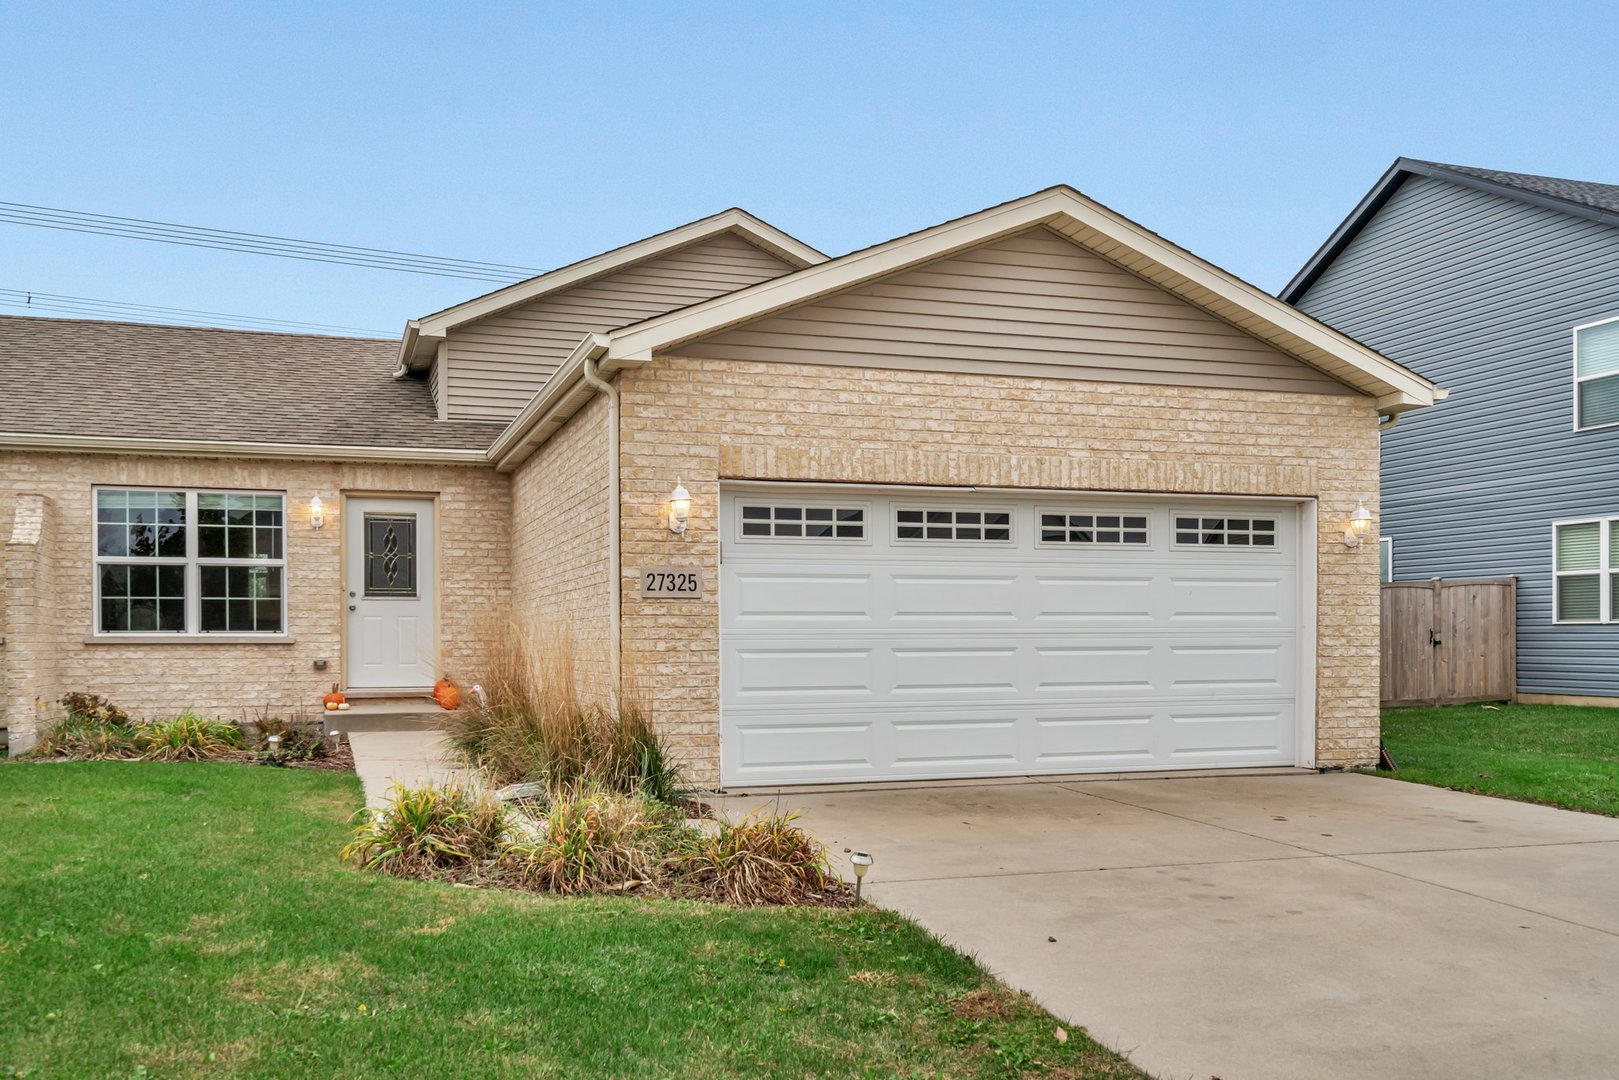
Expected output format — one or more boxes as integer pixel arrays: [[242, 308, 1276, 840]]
[[580, 355, 621, 701]]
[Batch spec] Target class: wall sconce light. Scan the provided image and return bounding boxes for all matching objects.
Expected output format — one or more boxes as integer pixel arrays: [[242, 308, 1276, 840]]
[[309, 495, 325, 530], [1343, 502, 1374, 548], [667, 481, 691, 535]]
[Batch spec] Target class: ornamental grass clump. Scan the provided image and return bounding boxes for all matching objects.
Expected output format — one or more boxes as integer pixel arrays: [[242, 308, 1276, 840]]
[[444, 622, 686, 801], [669, 809, 836, 906], [136, 711, 244, 761], [341, 782, 507, 879], [502, 784, 678, 895]]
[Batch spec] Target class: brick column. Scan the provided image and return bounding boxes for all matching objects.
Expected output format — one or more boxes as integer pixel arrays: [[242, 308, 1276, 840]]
[[4, 494, 54, 753]]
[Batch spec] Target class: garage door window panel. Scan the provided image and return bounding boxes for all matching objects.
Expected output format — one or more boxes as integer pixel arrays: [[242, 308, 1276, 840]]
[[1039, 511, 1149, 546], [895, 507, 1013, 543], [1174, 515, 1277, 548], [738, 504, 866, 541]]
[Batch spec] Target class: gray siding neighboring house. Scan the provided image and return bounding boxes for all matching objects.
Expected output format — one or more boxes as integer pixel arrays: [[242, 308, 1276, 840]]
[[1284, 160, 1619, 700]]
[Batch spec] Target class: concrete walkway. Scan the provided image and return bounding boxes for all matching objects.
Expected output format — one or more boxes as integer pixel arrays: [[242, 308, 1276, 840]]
[[716, 772, 1619, 1080], [347, 729, 464, 804]]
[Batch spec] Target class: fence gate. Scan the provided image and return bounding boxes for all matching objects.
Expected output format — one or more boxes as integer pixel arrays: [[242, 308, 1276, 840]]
[[1381, 577, 1516, 706]]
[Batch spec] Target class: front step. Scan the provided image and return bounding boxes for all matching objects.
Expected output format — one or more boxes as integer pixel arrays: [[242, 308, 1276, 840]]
[[323, 698, 446, 733]]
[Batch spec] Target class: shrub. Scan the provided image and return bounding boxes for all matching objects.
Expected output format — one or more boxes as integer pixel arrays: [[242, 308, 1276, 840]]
[[136, 712, 244, 761], [32, 692, 138, 759], [250, 709, 330, 762], [342, 782, 507, 879], [669, 810, 836, 906], [502, 784, 677, 895], [444, 622, 687, 801], [34, 714, 137, 760], [58, 692, 132, 729]]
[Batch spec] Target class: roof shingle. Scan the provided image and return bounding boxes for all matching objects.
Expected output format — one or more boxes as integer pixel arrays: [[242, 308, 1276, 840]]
[[0, 316, 507, 453], [1415, 161, 1619, 218]]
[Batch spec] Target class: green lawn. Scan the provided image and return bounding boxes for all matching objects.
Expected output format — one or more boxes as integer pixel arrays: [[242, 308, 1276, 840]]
[[0, 763, 1136, 1079], [1377, 703, 1619, 816]]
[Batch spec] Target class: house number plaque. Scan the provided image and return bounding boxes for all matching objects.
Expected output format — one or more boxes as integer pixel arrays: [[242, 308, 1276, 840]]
[[637, 568, 705, 598]]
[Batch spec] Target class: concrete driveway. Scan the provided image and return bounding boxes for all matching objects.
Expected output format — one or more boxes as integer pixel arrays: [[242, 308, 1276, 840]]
[[716, 771, 1619, 1080]]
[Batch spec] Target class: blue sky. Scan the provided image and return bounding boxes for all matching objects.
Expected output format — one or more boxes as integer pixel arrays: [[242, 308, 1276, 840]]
[[3, 1, 1615, 337]]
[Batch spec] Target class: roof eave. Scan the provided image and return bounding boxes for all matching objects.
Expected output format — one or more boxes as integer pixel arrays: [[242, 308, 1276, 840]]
[[0, 430, 492, 465], [488, 333, 612, 471]]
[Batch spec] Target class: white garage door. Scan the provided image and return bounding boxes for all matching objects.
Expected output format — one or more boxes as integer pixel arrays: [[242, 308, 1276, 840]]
[[719, 486, 1308, 785]]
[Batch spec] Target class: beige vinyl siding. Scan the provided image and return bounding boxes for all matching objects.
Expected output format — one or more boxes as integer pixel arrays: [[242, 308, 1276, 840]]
[[443, 232, 797, 420], [428, 342, 448, 420], [676, 227, 1356, 395]]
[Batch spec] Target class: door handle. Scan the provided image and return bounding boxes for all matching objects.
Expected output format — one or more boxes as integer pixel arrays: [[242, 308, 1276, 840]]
[[349, 604, 357, 611]]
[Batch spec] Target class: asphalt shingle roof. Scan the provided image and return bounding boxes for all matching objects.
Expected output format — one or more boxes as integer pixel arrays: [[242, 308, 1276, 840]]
[[1417, 161, 1619, 218], [0, 315, 507, 452]]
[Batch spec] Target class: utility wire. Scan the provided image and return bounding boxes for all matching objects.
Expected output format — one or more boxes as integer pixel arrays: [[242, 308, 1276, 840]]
[[0, 288, 390, 336], [0, 201, 544, 283]]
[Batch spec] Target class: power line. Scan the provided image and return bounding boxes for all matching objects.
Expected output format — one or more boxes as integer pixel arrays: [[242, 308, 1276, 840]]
[[0, 201, 545, 283], [0, 289, 390, 337]]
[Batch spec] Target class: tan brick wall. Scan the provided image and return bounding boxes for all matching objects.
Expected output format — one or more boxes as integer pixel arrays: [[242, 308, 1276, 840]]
[[3, 494, 55, 751], [509, 392, 613, 698], [616, 359, 1382, 785], [0, 452, 510, 732]]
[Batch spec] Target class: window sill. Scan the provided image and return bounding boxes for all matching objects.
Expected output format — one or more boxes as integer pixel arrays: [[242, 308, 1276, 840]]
[[83, 634, 297, 645]]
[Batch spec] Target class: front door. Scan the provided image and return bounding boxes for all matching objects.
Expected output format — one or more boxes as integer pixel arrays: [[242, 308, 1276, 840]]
[[345, 497, 436, 689]]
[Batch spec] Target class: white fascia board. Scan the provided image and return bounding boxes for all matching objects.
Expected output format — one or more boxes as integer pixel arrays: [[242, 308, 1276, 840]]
[[487, 333, 612, 469], [603, 186, 1441, 408], [0, 431, 492, 465], [398, 209, 827, 372]]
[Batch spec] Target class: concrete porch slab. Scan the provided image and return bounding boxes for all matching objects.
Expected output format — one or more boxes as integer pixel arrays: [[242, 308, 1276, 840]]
[[347, 728, 464, 806]]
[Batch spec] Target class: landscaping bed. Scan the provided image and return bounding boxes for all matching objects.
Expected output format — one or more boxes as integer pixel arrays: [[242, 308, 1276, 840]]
[[1376, 703, 1619, 816], [0, 763, 1140, 1078]]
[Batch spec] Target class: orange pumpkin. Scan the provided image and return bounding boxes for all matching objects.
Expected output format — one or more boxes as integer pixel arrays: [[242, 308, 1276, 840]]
[[433, 677, 461, 711], [322, 683, 346, 710]]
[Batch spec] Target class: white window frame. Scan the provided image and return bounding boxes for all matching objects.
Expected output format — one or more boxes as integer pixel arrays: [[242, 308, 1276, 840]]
[[1035, 507, 1151, 548], [1379, 537, 1394, 583], [891, 504, 1016, 546], [1551, 515, 1614, 624], [1573, 314, 1619, 432], [91, 486, 289, 638], [732, 500, 871, 545]]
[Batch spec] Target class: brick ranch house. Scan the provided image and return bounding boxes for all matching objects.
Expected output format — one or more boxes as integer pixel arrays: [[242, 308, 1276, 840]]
[[0, 186, 1442, 786]]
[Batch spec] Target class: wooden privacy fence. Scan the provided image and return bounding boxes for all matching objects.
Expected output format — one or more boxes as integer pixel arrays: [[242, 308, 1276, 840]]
[[1381, 577, 1517, 706]]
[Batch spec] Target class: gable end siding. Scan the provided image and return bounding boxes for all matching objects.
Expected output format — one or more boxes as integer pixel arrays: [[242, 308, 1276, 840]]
[[673, 227, 1356, 395], [1294, 174, 1619, 697], [442, 232, 797, 421]]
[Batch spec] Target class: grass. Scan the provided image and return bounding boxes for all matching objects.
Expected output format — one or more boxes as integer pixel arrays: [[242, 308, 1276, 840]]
[[0, 763, 1138, 1078], [1377, 703, 1619, 816]]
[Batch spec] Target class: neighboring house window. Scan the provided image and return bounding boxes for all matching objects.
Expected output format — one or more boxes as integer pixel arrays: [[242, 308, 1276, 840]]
[[94, 488, 286, 635], [1574, 316, 1619, 430], [1552, 518, 1615, 623], [1379, 537, 1394, 583]]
